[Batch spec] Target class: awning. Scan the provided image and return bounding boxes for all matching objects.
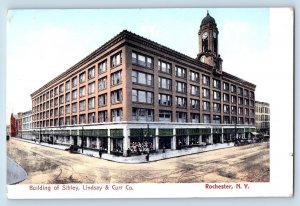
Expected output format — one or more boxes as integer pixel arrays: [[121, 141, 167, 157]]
[[251, 132, 259, 135]]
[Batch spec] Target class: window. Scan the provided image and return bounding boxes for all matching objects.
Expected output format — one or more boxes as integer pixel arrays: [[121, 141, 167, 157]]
[[54, 97, 58, 106], [223, 116, 230, 124], [65, 81, 70, 91], [176, 81, 187, 93], [190, 71, 199, 82], [132, 51, 153, 69], [111, 89, 122, 104], [79, 72, 86, 84], [250, 91, 255, 98], [238, 107, 243, 115], [250, 109, 255, 116], [71, 115, 77, 125], [79, 86, 86, 97], [213, 115, 221, 124], [231, 106, 237, 114], [203, 114, 210, 123], [59, 84, 64, 93], [88, 97, 95, 109], [72, 90, 77, 100], [79, 100, 86, 111], [202, 75, 210, 86], [231, 117, 237, 124], [65, 116, 70, 125], [176, 96, 187, 108], [190, 85, 200, 96], [159, 77, 172, 90], [231, 95, 237, 104], [176, 112, 187, 123], [98, 77, 107, 91], [223, 104, 229, 113], [111, 70, 122, 86], [98, 111, 107, 123], [213, 79, 221, 89], [245, 108, 249, 115], [50, 90, 53, 98], [231, 85, 236, 93], [159, 110, 172, 122], [54, 108, 58, 116], [88, 66, 95, 80], [65, 104, 70, 114], [132, 89, 153, 104], [88, 112, 95, 124], [111, 52, 122, 67], [132, 108, 154, 122], [132, 70, 153, 86], [79, 114, 86, 124], [213, 91, 221, 100], [250, 100, 254, 107], [111, 108, 122, 122], [98, 60, 107, 74], [238, 97, 243, 105], [244, 99, 249, 106], [202, 88, 210, 98], [203, 101, 210, 111], [88, 82, 95, 94], [158, 60, 172, 74], [65, 92, 70, 102], [59, 118, 64, 126], [190, 99, 200, 110], [238, 87, 243, 95], [223, 82, 229, 91], [72, 77, 77, 87], [223, 93, 229, 102], [213, 103, 221, 112], [159, 93, 172, 106], [191, 113, 200, 123], [55, 87, 59, 96], [59, 106, 64, 115], [175, 66, 186, 78], [98, 94, 107, 107], [245, 118, 249, 125], [244, 89, 249, 97], [59, 95, 64, 104], [238, 117, 244, 124]]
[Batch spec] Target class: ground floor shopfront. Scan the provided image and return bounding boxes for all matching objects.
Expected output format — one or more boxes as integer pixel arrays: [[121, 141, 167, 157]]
[[20, 123, 256, 157]]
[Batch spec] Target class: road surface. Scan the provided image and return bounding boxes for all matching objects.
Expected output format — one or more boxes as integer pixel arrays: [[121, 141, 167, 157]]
[[7, 138, 269, 184]]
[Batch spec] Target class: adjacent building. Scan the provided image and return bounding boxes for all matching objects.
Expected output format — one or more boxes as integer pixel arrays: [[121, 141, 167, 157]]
[[30, 12, 256, 156], [255, 101, 270, 136], [20, 110, 33, 140]]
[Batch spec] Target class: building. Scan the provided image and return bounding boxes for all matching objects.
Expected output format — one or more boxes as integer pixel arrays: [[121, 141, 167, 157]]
[[255, 101, 270, 136], [10, 113, 17, 137], [21, 110, 33, 140], [16, 112, 22, 138], [30, 12, 256, 157]]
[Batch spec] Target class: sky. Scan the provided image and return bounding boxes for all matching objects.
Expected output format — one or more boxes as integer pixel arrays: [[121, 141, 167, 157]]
[[6, 8, 286, 123]]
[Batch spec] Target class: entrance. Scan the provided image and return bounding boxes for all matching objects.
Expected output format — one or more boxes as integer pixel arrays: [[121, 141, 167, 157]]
[[159, 136, 172, 149]]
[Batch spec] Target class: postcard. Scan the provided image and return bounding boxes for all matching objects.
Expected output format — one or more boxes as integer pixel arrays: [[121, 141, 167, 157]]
[[6, 8, 294, 198]]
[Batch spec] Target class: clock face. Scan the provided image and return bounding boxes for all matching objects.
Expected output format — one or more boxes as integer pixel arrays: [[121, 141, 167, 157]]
[[202, 32, 208, 39], [200, 56, 205, 63], [213, 32, 217, 38]]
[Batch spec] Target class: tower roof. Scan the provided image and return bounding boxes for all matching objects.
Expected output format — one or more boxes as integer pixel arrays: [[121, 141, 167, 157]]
[[201, 11, 216, 26]]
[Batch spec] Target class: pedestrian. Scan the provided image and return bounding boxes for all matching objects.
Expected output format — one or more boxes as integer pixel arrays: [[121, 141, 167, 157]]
[[99, 149, 102, 158], [145, 153, 150, 162]]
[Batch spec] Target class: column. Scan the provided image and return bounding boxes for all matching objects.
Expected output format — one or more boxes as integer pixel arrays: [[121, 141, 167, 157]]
[[209, 128, 213, 144], [123, 128, 130, 156], [171, 128, 176, 150], [70, 136, 74, 145], [86, 137, 90, 148], [96, 137, 100, 149], [198, 135, 202, 144], [107, 129, 111, 154], [155, 128, 159, 151], [186, 135, 190, 145]]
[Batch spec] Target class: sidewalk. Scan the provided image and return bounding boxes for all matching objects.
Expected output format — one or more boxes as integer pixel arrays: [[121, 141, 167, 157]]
[[14, 138, 234, 163]]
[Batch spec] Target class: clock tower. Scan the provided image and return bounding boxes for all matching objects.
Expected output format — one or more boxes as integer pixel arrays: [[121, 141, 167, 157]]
[[197, 11, 223, 74]]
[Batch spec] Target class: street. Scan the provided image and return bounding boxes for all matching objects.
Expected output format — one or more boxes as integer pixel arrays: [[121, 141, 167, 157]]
[[7, 138, 269, 184]]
